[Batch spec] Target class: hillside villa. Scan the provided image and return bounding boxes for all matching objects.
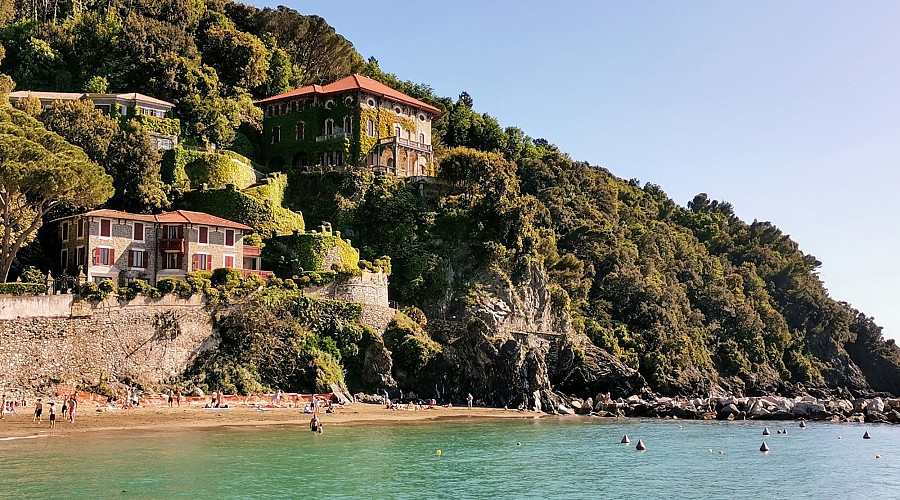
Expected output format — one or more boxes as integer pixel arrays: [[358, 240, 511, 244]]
[[56, 209, 269, 285], [8, 90, 179, 150], [256, 74, 440, 177]]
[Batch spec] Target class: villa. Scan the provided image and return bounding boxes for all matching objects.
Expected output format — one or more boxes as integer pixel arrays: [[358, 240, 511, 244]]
[[56, 209, 269, 285], [255, 74, 440, 177]]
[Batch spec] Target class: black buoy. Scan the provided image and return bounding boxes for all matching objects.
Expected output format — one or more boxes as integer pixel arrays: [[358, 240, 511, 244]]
[[799, 420, 807, 428], [760, 442, 770, 453], [782, 429, 788, 435], [863, 431, 872, 439], [763, 427, 771, 436], [621, 434, 630, 444], [635, 439, 646, 451]]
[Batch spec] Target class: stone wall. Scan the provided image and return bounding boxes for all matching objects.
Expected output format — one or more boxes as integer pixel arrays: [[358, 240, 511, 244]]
[[305, 271, 389, 307], [359, 304, 397, 334], [0, 295, 216, 394]]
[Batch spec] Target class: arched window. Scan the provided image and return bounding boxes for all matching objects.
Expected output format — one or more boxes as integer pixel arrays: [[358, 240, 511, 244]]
[[324, 119, 334, 136], [342, 116, 348, 133], [271, 126, 281, 144], [367, 119, 375, 137], [394, 124, 401, 137], [296, 122, 305, 140], [419, 133, 426, 145]]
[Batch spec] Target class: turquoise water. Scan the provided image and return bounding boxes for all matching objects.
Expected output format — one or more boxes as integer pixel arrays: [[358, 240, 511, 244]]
[[1, 418, 898, 499]]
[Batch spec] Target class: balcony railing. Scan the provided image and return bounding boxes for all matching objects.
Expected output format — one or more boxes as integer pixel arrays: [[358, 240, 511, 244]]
[[315, 132, 352, 142], [243, 245, 261, 257], [377, 136, 432, 152], [158, 238, 185, 252], [242, 269, 274, 280]]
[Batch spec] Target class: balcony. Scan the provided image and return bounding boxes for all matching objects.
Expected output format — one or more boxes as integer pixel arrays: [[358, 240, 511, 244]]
[[377, 136, 432, 152], [315, 132, 352, 142], [158, 238, 185, 252], [243, 245, 261, 257], [242, 269, 274, 281]]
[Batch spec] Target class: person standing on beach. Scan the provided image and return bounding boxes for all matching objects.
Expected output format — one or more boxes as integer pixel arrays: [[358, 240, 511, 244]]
[[68, 395, 77, 423], [467, 393, 474, 409], [48, 402, 56, 429], [33, 398, 43, 423]]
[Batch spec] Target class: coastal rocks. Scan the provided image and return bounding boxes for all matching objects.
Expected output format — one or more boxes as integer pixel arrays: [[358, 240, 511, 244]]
[[792, 401, 826, 416], [717, 404, 740, 420]]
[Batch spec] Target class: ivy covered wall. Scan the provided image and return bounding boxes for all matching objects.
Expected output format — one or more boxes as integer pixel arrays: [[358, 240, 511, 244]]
[[162, 148, 258, 192], [178, 184, 305, 238], [260, 98, 358, 168]]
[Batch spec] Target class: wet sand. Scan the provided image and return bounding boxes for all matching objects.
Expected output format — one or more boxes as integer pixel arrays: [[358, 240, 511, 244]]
[[0, 401, 541, 439]]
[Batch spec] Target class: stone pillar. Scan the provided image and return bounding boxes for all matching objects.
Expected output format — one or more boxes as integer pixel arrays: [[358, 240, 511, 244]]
[[46, 274, 54, 295]]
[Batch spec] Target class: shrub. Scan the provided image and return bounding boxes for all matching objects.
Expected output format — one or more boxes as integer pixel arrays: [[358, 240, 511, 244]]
[[156, 278, 177, 295], [21, 266, 47, 284], [383, 312, 441, 372], [402, 306, 428, 327], [186, 272, 212, 293], [0, 282, 48, 295], [174, 279, 194, 299], [211, 267, 242, 289], [78, 281, 105, 301], [98, 279, 117, 295]]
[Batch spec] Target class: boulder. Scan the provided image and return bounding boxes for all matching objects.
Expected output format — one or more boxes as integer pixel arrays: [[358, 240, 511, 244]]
[[792, 401, 826, 416], [717, 403, 740, 420], [865, 411, 888, 423], [852, 399, 869, 413], [330, 383, 352, 405], [888, 411, 900, 424], [576, 398, 593, 415], [557, 404, 575, 415], [570, 399, 583, 409], [866, 398, 886, 414], [847, 413, 866, 423]]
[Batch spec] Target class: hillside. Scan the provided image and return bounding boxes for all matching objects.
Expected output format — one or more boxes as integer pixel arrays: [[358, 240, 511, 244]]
[[1, 0, 899, 402]]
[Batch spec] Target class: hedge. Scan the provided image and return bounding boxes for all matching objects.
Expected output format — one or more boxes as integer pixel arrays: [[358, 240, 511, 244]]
[[0, 282, 48, 295]]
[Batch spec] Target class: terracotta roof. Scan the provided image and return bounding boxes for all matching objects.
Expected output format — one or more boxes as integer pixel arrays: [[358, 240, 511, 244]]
[[256, 74, 440, 115], [56, 209, 253, 231]]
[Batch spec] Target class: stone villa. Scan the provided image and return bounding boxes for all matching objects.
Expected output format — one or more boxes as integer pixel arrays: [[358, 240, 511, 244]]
[[256, 74, 440, 177], [56, 209, 269, 285], [8, 90, 179, 150]]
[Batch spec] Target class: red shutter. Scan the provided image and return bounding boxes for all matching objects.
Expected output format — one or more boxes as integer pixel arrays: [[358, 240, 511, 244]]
[[128, 250, 134, 267], [192, 254, 199, 271], [109, 249, 115, 266], [206, 256, 212, 271], [93, 248, 100, 265]]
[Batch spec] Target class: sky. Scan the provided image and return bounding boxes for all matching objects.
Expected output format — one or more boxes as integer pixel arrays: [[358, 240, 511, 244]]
[[255, 0, 900, 339]]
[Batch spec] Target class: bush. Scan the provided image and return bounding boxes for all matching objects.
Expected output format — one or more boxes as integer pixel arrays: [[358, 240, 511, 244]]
[[402, 306, 428, 327], [0, 282, 48, 295], [156, 278, 177, 295], [174, 279, 194, 299], [21, 266, 47, 284], [186, 272, 211, 293], [211, 267, 242, 289], [78, 281, 105, 301], [383, 312, 441, 372], [98, 279, 117, 295]]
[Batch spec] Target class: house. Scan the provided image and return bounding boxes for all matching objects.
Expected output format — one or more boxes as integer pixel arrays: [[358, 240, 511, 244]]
[[8, 91, 179, 150], [56, 209, 270, 285], [255, 74, 440, 177]]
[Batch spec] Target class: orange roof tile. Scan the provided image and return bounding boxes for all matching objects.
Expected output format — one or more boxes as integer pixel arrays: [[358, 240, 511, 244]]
[[57, 209, 253, 231], [256, 74, 440, 115]]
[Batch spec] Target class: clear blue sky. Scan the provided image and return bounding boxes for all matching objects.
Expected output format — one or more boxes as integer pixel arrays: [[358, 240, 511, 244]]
[[256, 0, 900, 339]]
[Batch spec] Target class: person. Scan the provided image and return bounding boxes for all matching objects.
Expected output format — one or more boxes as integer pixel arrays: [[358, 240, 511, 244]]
[[48, 402, 56, 429], [68, 395, 77, 423], [1, 393, 5, 420], [168, 391, 174, 408], [33, 398, 43, 423], [310, 415, 320, 432], [467, 393, 474, 409], [383, 389, 390, 406], [176, 392, 182, 407]]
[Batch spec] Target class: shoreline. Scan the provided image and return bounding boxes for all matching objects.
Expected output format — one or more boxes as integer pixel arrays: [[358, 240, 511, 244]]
[[0, 402, 542, 440]]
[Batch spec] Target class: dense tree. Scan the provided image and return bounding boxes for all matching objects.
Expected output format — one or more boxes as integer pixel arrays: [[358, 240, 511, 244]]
[[0, 103, 113, 281]]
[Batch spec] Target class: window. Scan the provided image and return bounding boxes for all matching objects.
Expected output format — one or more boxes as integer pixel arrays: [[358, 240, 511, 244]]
[[129, 250, 145, 269], [394, 105, 402, 115], [165, 225, 180, 239], [225, 229, 235, 247], [193, 253, 212, 271], [133, 222, 144, 241], [61, 249, 68, 269], [94, 247, 114, 266], [163, 253, 180, 270], [95, 104, 111, 114], [324, 119, 333, 136], [62, 222, 70, 241], [198, 226, 209, 245], [344, 95, 353, 105], [366, 98, 376, 107], [367, 119, 375, 137], [271, 126, 281, 144], [224, 255, 235, 268], [100, 219, 111, 238], [76, 247, 85, 269], [77, 219, 84, 238], [296, 122, 305, 140], [394, 124, 401, 137], [419, 133, 426, 145], [418, 113, 427, 122], [324, 99, 334, 110], [266, 106, 272, 118]]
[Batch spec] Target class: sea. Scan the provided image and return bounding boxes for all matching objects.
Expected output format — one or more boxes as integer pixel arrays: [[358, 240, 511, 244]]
[[1, 417, 897, 499]]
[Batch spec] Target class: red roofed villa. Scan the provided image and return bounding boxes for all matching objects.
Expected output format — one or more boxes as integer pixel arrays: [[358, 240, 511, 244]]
[[56, 209, 270, 285], [256, 74, 439, 177]]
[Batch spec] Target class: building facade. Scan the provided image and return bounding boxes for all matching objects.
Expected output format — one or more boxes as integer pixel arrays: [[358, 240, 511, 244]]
[[8, 91, 179, 150], [57, 209, 269, 285], [256, 74, 440, 177]]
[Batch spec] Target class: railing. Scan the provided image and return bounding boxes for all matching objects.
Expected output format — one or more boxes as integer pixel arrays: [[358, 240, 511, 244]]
[[242, 269, 274, 280], [377, 136, 432, 152], [315, 132, 352, 142], [243, 245, 261, 257], [158, 238, 185, 252]]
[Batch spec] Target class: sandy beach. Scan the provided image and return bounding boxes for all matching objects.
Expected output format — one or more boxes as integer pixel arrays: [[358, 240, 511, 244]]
[[0, 398, 541, 439]]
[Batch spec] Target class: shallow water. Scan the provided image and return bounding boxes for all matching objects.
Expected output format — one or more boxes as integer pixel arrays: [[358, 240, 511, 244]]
[[1, 417, 896, 498]]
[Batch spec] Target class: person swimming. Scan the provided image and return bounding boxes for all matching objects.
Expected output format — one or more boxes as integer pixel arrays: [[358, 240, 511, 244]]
[[310, 415, 320, 432]]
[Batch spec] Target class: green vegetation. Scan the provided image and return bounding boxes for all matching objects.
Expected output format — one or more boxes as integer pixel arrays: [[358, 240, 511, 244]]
[[161, 148, 257, 192], [0, 282, 47, 295], [178, 184, 304, 238]]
